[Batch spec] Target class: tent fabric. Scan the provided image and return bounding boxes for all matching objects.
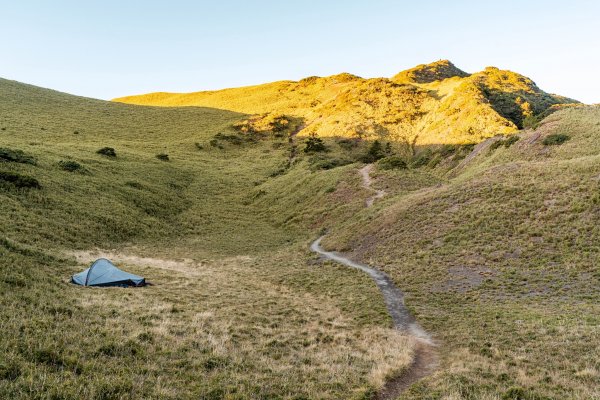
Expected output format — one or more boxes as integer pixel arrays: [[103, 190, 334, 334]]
[[72, 258, 145, 287]]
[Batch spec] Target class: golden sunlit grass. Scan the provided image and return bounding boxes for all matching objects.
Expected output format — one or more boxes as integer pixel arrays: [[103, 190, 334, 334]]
[[1, 74, 598, 400], [114, 60, 578, 145]]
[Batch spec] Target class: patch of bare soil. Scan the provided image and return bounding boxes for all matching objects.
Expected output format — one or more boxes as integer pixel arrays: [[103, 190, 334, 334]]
[[375, 341, 439, 400], [359, 164, 386, 207]]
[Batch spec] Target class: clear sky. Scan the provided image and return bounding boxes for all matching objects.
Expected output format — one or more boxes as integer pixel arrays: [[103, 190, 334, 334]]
[[2, 0, 599, 103]]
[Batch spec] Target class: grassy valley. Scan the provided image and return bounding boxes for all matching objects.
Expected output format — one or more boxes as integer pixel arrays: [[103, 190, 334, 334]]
[[1, 66, 598, 400], [0, 78, 416, 399]]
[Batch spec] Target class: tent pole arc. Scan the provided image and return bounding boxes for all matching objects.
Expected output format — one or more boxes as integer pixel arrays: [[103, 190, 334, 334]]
[[84, 260, 99, 286]]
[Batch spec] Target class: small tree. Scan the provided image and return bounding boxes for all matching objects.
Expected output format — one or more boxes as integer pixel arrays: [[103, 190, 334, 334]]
[[361, 140, 386, 163]]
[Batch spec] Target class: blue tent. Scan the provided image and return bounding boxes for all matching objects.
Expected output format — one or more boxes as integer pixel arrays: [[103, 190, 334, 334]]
[[72, 258, 145, 287]]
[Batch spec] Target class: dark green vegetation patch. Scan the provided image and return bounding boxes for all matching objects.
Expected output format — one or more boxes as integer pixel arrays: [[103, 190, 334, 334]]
[[377, 155, 407, 170], [542, 133, 570, 145], [0, 148, 36, 165], [58, 160, 85, 172], [0, 171, 41, 189], [96, 147, 117, 157]]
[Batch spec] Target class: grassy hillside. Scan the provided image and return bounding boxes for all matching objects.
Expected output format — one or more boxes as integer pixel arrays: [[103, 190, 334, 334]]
[[115, 60, 578, 145], [1, 76, 598, 400], [323, 106, 600, 399], [0, 78, 416, 399]]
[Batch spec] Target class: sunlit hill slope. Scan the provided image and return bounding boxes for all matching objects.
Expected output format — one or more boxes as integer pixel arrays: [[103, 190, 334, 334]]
[[115, 60, 578, 145]]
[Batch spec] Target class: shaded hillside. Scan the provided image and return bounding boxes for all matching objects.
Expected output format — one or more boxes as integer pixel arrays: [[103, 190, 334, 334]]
[[115, 60, 578, 145]]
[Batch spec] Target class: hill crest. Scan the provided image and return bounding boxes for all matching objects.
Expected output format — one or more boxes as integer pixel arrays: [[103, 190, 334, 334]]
[[114, 61, 579, 145]]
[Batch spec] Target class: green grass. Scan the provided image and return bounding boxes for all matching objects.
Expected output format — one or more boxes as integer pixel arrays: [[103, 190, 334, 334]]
[[324, 106, 600, 399], [1, 77, 598, 399], [0, 77, 415, 399]]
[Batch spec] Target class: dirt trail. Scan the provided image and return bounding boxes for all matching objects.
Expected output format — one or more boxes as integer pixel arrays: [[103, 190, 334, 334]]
[[310, 237, 430, 342], [359, 164, 386, 207], [311, 164, 437, 398]]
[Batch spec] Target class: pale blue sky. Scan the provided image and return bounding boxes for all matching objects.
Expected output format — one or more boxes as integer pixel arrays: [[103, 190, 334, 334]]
[[2, 0, 599, 102]]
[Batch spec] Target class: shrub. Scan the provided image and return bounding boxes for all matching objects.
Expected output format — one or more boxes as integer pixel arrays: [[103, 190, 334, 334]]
[[411, 149, 433, 168], [304, 137, 327, 153], [503, 135, 520, 147], [490, 135, 520, 152], [58, 160, 84, 172], [96, 147, 116, 157], [522, 115, 542, 130], [360, 140, 386, 163], [0, 147, 36, 165], [194, 142, 203, 150], [156, 153, 169, 161], [309, 156, 352, 171], [209, 139, 223, 149], [543, 133, 570, 146], [0, 171, 41, 189], [214, 133, 244, 145], [377, 155, 407, 170], [489, 139, 504, 151]]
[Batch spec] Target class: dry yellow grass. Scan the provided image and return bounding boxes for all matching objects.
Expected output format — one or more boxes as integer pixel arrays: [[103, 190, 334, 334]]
[[115, 60, 577, 145]]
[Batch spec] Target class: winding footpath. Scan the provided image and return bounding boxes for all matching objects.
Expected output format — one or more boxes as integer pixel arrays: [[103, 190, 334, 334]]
[[310, 164, 438, 399], [359, 164, 387, 207]]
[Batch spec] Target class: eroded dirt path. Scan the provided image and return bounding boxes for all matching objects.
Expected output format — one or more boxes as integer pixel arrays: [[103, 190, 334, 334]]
[[311, 164, 438, 399], [359, 164, 386, 207], [310, 237, 430, 342]]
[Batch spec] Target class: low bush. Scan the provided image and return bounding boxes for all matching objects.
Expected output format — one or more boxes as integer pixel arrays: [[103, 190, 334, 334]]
[[438, 144, 459, 158], [503, 135, 520, 147], [233, 113, 291, 136], [377, 155, 407, 170], [156, 154, 170, 161], [490, 135, 520, 152], [0, 171, 41, 189], [309, 155, 352, 171], [209, 139, 223, 149], [0, 147, 36, 165], [58, 160, 85, 172], [214, 133, 244, 145], [97, 147, 117, 157], [304, 137, 327, 153], [543, 133, 570, 146], [411, 149, 433, 168]]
